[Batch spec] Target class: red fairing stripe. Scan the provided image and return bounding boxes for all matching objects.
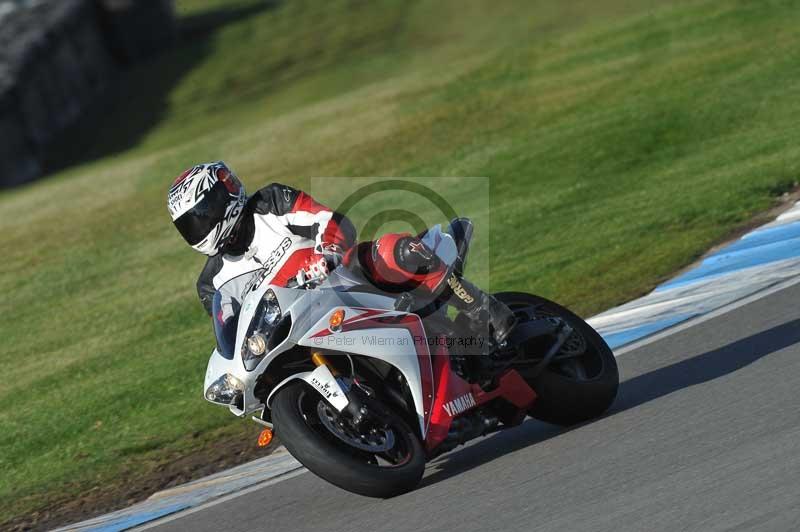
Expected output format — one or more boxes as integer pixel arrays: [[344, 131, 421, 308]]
[[425, 348, 537, 453], [425, 342, 473, 452]]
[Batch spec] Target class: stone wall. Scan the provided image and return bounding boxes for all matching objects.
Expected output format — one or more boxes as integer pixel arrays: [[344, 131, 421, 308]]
[[0, 0, 176, 188]]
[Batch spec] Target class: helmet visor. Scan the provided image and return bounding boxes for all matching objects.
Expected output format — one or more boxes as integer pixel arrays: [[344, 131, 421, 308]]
[[173, 182, 231, 246]]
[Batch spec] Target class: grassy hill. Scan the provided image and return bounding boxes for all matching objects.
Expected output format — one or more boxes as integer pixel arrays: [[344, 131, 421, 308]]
[[1, 0, 799, 526]]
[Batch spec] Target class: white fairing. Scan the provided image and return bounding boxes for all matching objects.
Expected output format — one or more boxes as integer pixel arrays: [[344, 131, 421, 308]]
[[203, 348, 245, 416], [203, 224, 458, 436], [297, 306, 433, 435]]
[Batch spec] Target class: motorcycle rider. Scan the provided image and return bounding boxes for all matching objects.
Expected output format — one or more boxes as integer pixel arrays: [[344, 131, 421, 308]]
[[167, 161, 515, 344]]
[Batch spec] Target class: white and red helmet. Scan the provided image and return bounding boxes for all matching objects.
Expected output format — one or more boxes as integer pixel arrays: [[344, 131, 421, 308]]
[[167, 161, 246, 255]]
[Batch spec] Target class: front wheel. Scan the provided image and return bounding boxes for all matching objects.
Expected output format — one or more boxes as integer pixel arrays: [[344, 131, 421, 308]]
[[496, 292, 619, 426], [271, 382, 425, 498]]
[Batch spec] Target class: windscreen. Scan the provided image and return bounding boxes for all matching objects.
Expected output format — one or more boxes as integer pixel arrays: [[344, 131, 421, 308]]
[[211, 291, 238, 359]]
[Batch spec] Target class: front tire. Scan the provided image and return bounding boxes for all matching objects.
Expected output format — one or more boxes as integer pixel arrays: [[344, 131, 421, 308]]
[[496, 292, 619, 426], [271, 381, 425, 498]]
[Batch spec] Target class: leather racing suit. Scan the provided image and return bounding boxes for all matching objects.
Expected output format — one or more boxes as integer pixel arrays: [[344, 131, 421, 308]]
[[197, 182, 355, 322]]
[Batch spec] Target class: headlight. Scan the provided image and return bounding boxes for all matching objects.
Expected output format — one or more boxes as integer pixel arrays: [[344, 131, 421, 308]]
[[246, 333, 267, 357], [205, 373, 244, 406], [242, 290, 282, 370], [261, 289, 281, 324]]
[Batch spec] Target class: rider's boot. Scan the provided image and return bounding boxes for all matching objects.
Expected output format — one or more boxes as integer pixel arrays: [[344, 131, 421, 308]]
[[445, 273, 517, 345]]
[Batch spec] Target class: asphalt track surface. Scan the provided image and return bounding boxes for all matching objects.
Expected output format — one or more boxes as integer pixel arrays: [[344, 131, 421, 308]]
[[146, 282, 800, 532]]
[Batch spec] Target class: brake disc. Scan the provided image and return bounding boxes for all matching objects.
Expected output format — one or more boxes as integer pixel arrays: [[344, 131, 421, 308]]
[[316, 401, 395, 453]]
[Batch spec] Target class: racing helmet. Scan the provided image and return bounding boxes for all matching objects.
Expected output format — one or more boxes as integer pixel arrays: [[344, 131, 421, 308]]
[[167, 161, 246, 255]]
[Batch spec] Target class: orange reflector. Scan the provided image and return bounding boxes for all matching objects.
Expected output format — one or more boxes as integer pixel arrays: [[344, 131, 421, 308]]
[[257, 428, 273, 447], [329, 308, 345, 329]]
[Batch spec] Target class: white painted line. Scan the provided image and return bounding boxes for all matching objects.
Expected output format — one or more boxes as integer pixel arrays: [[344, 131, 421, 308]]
[[589, 255, 800, 334], [133, 466, 308, 531], [612, 275, 800, 357]]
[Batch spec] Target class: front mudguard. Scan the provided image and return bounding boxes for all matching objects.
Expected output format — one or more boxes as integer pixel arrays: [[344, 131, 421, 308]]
[[266, 364, 350, 412]]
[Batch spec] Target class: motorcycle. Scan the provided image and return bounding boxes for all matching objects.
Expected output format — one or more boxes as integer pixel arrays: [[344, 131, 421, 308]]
[[203, 218, 619, 497]]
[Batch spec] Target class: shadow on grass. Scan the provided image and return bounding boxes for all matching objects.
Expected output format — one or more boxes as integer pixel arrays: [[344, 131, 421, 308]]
[[420, 318, 800, 487], [44, 1, 278, 173]]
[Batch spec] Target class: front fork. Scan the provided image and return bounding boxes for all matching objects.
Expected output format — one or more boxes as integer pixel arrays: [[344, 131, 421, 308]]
[[253, 349, 357, 447], [310, 350, 370, 426]]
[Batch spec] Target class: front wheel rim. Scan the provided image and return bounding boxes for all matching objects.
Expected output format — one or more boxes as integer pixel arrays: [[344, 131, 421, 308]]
[[296, 389, 413, 468], [316, 401, 396, 452]]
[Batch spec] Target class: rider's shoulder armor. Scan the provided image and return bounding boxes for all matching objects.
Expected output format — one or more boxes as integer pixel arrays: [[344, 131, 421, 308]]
[[249, 183, 300, 216]]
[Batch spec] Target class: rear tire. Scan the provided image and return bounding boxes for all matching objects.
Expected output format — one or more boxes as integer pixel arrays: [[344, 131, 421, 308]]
[[271, 381, 425, 498], [496, 292, 619, 426]]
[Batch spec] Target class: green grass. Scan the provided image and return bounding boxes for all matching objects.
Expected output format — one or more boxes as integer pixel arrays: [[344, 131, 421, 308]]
[[2, 0, 800, 523]]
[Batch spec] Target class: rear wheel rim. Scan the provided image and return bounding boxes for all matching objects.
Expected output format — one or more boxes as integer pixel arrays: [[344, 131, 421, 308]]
[[507, 300, 605, 382]]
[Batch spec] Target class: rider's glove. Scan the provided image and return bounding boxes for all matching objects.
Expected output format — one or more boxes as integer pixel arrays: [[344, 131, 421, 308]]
[[300, 253, 330, 282], [320, 243, 345, 269]]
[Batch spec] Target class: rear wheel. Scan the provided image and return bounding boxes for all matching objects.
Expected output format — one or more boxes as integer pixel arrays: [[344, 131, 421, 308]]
[[271, 381, 425, 498], [496, 292, 618, 426]]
